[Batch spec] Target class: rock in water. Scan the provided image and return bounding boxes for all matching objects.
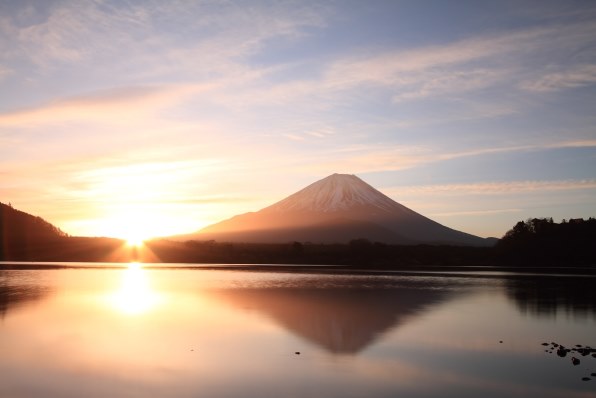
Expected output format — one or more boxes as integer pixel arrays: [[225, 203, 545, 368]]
[[571, 357, 580, 366]]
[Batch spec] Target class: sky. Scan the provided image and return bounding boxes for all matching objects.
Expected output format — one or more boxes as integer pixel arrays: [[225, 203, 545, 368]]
[[1, 0, 596, 240]]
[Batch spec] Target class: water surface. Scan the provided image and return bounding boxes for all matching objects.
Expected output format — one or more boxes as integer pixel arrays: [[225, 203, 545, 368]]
[[1, 264, 595, 397]]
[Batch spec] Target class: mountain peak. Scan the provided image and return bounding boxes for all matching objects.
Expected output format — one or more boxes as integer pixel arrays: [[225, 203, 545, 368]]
[[263, 173, 398, 213], [192, 173, 489, 246]]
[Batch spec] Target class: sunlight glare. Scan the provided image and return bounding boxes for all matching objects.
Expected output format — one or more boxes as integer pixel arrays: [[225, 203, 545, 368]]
[[108, 263, 162, 315]]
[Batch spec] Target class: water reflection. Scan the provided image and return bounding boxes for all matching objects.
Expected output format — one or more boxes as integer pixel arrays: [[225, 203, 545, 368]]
[[1, 268, 595, 397], [505, 276, 596, 319], [213, 282, 454, 354], [106, 263, 162, 315], [0, 270, 49, 320]]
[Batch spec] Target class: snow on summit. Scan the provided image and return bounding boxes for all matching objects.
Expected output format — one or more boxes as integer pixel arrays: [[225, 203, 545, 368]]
[[189, 172, 490, 245], [265, 173, 397, 213]]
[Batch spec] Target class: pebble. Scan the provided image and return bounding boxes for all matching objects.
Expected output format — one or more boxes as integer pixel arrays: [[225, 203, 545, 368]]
[[572, 357, 580, 366]]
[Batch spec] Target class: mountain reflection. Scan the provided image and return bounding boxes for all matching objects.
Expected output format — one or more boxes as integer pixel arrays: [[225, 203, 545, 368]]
[[0, 270, 49, 320], [213, 284, 452, 354], [505, 276, 596, 319]]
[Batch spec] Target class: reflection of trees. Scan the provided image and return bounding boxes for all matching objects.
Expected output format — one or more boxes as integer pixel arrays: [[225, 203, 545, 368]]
[[213, 281, 454, 354], [0, 271, 49, 320], [505, 276, 596, 319]]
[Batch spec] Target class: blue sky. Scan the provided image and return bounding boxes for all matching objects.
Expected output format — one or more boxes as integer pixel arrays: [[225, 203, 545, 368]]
[[1, 0, 595, 239]]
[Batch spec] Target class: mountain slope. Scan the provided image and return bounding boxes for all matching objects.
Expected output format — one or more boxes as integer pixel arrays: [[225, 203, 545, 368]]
[[0, 202, 66, 241], [0, 202, 67, 259], [186, 174, 490, 246]]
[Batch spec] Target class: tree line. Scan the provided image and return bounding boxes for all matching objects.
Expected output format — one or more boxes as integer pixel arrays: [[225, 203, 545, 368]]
[[1, 205, 595, 267], [496, 217, 596, 266]]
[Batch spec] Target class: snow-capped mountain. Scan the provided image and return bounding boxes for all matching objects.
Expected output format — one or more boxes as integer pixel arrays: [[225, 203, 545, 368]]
[[265, 173, 398, 213], [185, 173, 491, 246]]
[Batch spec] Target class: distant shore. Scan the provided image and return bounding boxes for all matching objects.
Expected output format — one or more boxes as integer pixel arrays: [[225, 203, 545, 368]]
[[2, 261, 595, 276]]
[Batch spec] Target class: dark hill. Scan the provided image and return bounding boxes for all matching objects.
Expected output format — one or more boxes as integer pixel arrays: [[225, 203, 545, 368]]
[[0, 202, 66, 259]]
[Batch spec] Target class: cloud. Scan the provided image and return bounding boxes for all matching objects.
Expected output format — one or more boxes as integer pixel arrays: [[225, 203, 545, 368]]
[[250, 18, 596, 107], [546, 139, 596, 148], [322, 26, 555, 92], [0, 65, 11, 81], [0, 0, 326, 81], [391, 69, 508, 102], [300, 138, 596, 176], [429, 209, 523, 217], [521, 64, 596, 92], [0, 84, 211, 127], [387, 179, 596, 197]]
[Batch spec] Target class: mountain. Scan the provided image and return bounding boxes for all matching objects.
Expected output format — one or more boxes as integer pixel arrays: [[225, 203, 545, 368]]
[[183, 173, 492, 246], [212, 284, 452, 354], [0, 202, 66, 241], [0, 202, 66, 259]]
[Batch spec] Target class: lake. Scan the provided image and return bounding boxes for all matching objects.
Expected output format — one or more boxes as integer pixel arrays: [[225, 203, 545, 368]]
[[1, 263, 596, 397]]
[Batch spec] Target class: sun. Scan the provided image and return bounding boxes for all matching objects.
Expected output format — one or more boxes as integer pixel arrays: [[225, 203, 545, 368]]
[[98, 208, 161, 245], [125, 231, 147, 247]]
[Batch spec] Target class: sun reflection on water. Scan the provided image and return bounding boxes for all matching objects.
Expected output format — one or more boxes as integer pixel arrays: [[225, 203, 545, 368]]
[[107, 262, 162, 315]]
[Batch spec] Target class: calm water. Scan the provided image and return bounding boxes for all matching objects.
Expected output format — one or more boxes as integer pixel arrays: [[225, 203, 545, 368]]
[[1, 264, 596, 398]]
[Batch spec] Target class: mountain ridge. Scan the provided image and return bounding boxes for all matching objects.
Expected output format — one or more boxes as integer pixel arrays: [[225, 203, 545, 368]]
[[184, 173, 492, 246]]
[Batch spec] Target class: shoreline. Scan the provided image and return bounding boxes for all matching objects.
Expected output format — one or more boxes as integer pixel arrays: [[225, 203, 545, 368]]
[[2, 261, 596, 276]]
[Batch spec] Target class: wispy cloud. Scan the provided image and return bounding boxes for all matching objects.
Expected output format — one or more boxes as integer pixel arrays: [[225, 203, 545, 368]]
[[387, 179, 596, 197], [0, 84, 211, 127], [302, 139, 596, 175], [429, 208, 523, 217], [0, 65, 10, 81], [521, 64, 596, 92], [0, 1, 326, 82], [252, 18, 596, 108]]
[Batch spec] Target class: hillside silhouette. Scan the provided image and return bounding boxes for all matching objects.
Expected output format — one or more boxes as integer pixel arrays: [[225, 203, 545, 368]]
[[1, 202, 134, 262], [1, 202, 66, 260], [497, 217, 596, 266], [1, 202, 594, 268]]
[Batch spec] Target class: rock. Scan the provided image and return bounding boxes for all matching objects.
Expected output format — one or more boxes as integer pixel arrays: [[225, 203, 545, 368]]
[[556, 348, 567, 357], [541, 343, 549, 346], [295, 352, 300, 355], [592, 373, 596, 377], [499, 341, 503, 343], [572, 357, 580, 366], [582, 377, 591, 381]]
